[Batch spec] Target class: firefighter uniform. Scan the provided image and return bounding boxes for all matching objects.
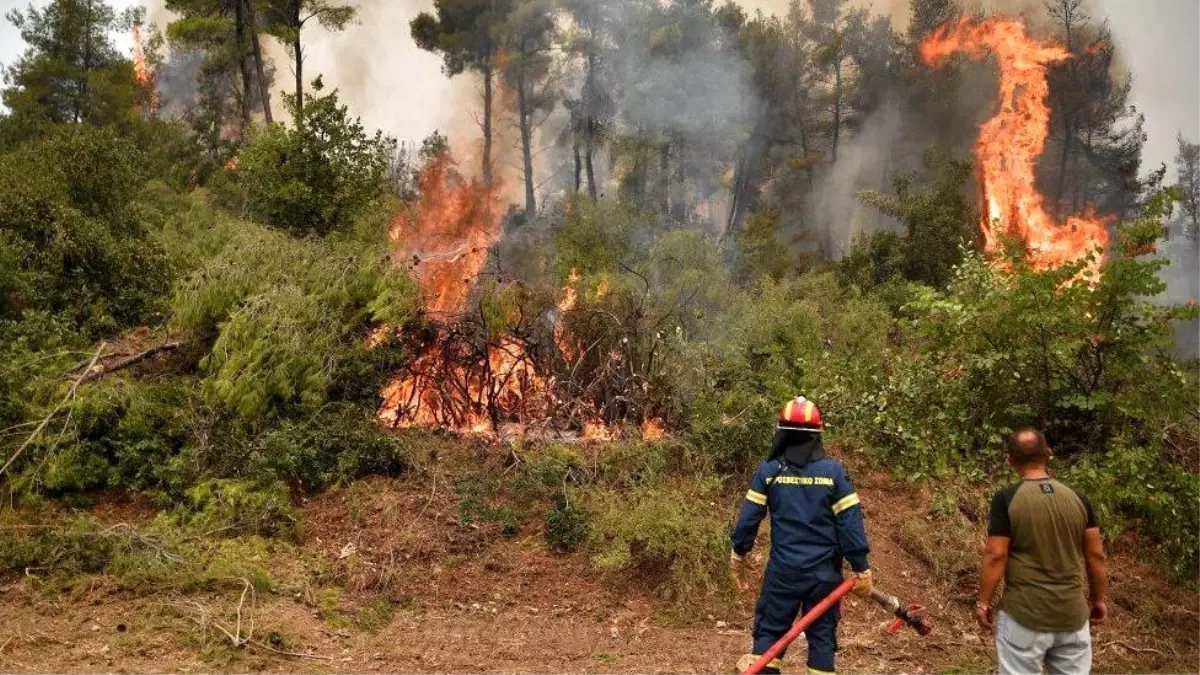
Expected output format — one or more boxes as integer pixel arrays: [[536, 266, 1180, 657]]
[[731, 397, 871, 675]]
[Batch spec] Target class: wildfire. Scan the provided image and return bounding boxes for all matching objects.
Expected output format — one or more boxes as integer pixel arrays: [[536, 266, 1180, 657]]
[[391, 151, 504, 317], [641, 417, 666, 441], [555, 268, 581, 361], [921, 17, 1109, 269], [131, 24, 158, 115], [378, 334, 547, 433]]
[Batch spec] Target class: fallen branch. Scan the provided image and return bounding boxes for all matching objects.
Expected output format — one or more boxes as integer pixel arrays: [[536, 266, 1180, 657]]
[[0, 343, 106, 480], [76, 341, 182, 384], [1106, 640, 1167, 657], [177, 585, 333, 662]]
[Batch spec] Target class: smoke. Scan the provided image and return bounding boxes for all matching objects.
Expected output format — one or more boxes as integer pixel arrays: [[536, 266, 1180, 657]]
[[1158, 229, 1200, 358], [810, 99, 905, 256], [282, 0, 480, 155]]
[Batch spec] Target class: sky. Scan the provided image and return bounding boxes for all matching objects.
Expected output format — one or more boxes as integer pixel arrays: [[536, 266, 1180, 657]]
[[0, 0, 1197, 176]]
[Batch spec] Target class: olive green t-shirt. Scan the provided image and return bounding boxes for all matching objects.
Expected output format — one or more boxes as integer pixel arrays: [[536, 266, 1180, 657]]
[[987, 478, 1098, 633]]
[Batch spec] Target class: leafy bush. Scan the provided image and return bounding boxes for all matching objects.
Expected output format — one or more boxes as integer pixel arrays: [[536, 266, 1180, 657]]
[[1066, 441, 1200, 578], [248, 405, 410, 490], [232, 83, 395, 236], [168, 479, 299, 540], [586, 479, 732, 600], [545, 492, 589, 552], [0, 126, 169, 337], [856, 202, 1198, 476], [38, 378, 195, 497], [170, 211, 418, 422]]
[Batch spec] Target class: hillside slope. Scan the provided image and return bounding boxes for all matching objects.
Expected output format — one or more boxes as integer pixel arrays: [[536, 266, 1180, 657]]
[[0, 459, 1195, 674]]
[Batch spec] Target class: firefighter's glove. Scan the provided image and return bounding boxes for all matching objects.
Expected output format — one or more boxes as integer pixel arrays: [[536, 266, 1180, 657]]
[[851, 569, 873, 598], [730, 551, 749, 591]]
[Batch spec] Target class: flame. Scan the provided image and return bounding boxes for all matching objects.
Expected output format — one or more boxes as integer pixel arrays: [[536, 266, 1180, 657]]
[[378, 335, 547, 433], [641, 417, 666, 441], [581, 420, 616, 442], [555, 268, 581, 360], [391, 151, 504, 317], [921, 17, 1109, 270], [131, 24, 158, 115]]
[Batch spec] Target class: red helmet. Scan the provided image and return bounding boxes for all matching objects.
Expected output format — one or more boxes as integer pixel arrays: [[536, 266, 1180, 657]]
[[779, 395, 823, 432]]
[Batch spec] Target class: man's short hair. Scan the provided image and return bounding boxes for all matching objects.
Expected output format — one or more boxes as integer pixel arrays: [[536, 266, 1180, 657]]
[[1008, 427, 1050, 467]]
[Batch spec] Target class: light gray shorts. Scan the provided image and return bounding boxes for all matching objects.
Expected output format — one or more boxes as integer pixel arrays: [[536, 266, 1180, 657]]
[[995, 610, 1092, 675]]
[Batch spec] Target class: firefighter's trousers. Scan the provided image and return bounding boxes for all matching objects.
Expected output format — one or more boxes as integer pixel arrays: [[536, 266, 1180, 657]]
[[752, 562, 841, 674]]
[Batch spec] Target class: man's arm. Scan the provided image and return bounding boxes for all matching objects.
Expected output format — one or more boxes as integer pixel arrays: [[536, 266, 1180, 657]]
[[731, 463, 771, 557], [978, 487, 1014, 630], [831, 468, 869, 572], [978, 535, 1010, 612], [1083, 527, 1108, 623]]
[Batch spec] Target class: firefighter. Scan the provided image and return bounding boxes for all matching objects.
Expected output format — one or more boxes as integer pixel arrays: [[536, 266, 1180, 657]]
[[731, 396, 872, 675]]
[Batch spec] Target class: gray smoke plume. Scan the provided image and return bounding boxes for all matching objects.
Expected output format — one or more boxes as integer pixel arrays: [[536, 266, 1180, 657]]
[[1159, 227, 1200, 358], [810, 98, 905, 257]]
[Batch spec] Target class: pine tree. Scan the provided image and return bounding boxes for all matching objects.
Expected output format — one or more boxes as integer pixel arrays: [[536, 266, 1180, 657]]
[[411, 0, 514, 185], [1, 0, 149, 144]]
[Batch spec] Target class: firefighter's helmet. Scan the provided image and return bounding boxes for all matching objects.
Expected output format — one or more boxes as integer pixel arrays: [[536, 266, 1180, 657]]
[[778, 395, 823, 432]]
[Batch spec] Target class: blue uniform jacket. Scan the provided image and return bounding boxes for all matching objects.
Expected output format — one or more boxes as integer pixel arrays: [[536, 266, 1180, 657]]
[[731, 456, 870, 578]]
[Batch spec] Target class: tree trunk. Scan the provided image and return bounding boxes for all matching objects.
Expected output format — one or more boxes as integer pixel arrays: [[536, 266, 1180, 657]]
[[832, 55, 842, 163], [583, 51, 599, 200], [234, 0, 253, 131], [585, 119, 597, 201], [671, 137, 686, 222], [482, 64, 494, 185], [291, 1, 303, 120], [659, 141, 670, 216], [517, 68, 536, 221], [1054, 117, 1072, 219], [77, 0, 95, 123], [245, 0, 273, 123], [573, 138, 582, 194]]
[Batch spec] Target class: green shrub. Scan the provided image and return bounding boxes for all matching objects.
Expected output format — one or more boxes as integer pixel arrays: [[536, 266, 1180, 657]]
[[846, 198, 1198, 479], [0, 126, 169, 337], [170, 213, 418, 422], [233, 83, 394, 237], [545, 492, 589, 552], [167, 479, 298, 540], [1066, 441, 1200, 579], [37, 378, 195, 497], [586, 479, 732, 601], [250, 405, 409, 490]]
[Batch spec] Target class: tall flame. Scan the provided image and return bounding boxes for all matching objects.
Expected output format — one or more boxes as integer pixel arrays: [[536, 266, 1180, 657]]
[[131, 24, 158, 115], [391, 151, 504, 317], [555, 268, 581, 360], [921, 17, 1109, 269]]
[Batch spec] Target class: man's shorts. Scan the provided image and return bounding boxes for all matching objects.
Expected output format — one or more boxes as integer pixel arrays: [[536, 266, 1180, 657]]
[[995, 610, 1092, 675]]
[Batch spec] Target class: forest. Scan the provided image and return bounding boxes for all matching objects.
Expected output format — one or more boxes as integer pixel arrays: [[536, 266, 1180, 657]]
[[0, 0, 1197, 672]]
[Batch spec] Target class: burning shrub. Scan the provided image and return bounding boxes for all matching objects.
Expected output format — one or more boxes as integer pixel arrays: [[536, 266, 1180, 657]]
[[878, 204, 1196, 465]]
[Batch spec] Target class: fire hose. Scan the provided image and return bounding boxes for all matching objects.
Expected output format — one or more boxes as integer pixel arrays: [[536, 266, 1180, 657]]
[[740, 579, 933, 675]]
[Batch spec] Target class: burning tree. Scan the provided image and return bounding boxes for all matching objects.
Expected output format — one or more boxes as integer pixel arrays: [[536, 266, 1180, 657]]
[[920, 16, 1110, 270]]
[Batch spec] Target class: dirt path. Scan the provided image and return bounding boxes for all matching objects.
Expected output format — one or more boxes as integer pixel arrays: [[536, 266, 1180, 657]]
[[0, 472, 1195, 674]]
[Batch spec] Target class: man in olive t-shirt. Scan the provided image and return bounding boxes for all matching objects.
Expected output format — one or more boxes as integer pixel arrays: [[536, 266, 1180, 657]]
[[976, 428, 1109, 675]]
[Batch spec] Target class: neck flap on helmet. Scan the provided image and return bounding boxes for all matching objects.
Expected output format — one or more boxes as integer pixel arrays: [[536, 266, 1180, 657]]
[[768, 428, 826, 467]]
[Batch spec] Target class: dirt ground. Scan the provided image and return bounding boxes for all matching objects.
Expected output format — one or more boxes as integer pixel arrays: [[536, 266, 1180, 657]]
[[1, 468, 1196, 674]]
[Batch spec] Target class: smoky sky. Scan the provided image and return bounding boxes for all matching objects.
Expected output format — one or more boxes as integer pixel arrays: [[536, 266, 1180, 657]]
[[0, 0, 1196, 175]]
